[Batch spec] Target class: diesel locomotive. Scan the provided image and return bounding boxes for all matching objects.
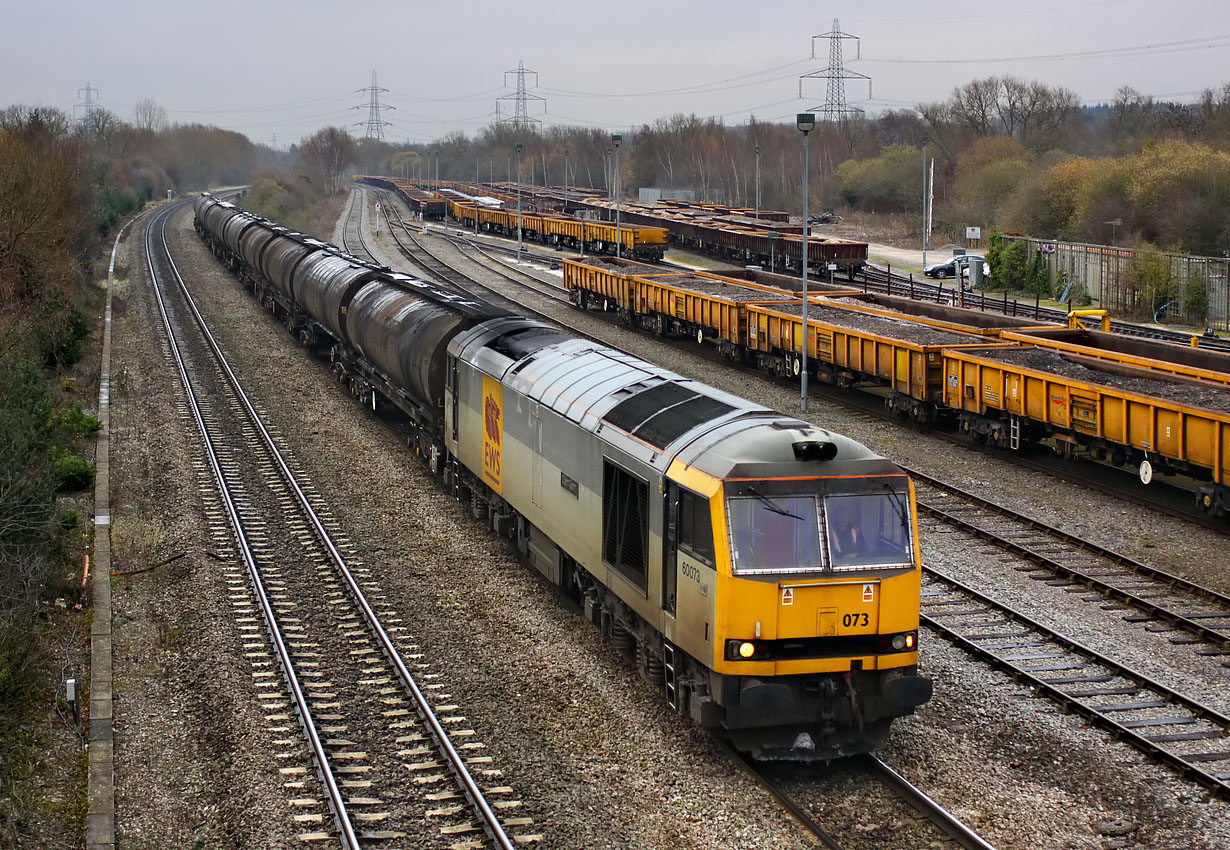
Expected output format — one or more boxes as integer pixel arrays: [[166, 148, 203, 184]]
[[193, 193, 932, 759]]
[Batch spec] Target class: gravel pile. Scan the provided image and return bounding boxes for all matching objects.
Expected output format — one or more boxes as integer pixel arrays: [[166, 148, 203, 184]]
[[758, 301, 978, 345], [979, 347, 1230, 411], [664, 275, 794, 301]]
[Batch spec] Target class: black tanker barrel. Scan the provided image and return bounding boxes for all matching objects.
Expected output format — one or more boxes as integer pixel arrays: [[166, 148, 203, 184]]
[[294, 257, 381, 342], [239, 222, 279, 271], [202, 202, 238, 241], [193, 194, 217, 221], [221, 211, 260, 255], [261, 234, 324, 301], [344, 281, 482, 409]]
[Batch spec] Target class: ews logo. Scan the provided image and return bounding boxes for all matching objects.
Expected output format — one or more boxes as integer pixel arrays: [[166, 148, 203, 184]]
[[481, 375, 503, 492]]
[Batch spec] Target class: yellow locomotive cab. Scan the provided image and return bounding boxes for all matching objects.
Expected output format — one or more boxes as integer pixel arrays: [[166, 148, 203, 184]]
[[709, 474, 923, 678]]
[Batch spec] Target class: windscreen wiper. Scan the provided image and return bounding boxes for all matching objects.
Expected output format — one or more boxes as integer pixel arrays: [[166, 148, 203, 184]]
[[883, 483, 910, 527], [747, 486, 804, 521]]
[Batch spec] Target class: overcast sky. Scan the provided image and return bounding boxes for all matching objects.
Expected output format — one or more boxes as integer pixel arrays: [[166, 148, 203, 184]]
[[6, 0, 1229, 147]]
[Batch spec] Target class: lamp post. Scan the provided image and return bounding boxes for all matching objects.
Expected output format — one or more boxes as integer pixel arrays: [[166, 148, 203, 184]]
[[430, 151, 437, 191], [612, 134, 622, 259], [515, 143, 523, 261], [434, 151, 440, 191], [767, 231, 779, 272], [797, 113, 815, 412], [563, 148, 569, 207], [920, 134, 930, 269], [754, 144, 761, 220]]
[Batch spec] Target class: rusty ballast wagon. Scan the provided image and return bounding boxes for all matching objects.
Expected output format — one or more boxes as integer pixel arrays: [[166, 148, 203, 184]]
[[943, 345, 1230, 514], [745, 302, 984, 422]]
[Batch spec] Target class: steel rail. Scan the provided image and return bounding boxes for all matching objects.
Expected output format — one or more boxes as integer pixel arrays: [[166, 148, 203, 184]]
[[722, 747, 845, 850], [161, 202, 518, 850], [912, 474, 1230, 650], [341, 189, 378, 264], [922, 568, 1230, 799], [862, 754, 1000, 850], [146, 202, 362, 849]]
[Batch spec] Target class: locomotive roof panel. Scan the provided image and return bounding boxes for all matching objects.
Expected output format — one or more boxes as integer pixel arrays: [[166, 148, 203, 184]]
[[501, 339, 767, 451], [503, 341, 657, 423], [673, 415, 888, 481]]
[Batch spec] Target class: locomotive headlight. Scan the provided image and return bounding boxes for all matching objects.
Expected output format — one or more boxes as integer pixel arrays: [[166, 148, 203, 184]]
[[738, 641, 757, 658], [889, 633, 916, 651]]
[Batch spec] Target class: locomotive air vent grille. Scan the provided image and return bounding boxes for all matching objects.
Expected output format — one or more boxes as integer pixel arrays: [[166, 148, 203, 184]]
[[604, 382, 733, 449], [634, 396, 734, 449], [604, 382, 695, 432]]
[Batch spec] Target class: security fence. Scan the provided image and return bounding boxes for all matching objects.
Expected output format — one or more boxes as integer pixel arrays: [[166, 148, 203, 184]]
[[1001, 236, 1230, 331]]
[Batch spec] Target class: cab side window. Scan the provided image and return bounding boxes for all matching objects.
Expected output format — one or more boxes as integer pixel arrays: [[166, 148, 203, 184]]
[[678, 490, 715, 566]]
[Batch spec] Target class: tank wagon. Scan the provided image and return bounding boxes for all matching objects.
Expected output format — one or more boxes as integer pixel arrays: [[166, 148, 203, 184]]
[[564, 255, 1230, 516], [193, 194, 933, 759]]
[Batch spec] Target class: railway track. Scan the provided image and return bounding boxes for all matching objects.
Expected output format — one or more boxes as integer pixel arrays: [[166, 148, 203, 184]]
[[736, 749, 999, 850], [148, 201, 532, 848], [912, 471, 1230, 656], [921, 567, 1230, 800], [365, 186, 570, 307], [340, 189, 379, 264]]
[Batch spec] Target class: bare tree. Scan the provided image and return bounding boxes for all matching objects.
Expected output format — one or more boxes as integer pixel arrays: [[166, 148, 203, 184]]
[[949, 77, 1001, 137], [131, 98, 168, 133], [1110, 86, 1154, 140], [299, 127, 355, 195]]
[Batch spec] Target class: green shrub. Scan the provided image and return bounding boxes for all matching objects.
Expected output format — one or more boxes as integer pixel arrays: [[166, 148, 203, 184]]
[[1025, 249, 1050, 297], [54, 454, 94, 491], [59, 402, 100, 435], [59, 509, 80, 531], [990, 239, 1029, 292], [1128, 247, 1177, 320], [1182, 278, 1209, 322]]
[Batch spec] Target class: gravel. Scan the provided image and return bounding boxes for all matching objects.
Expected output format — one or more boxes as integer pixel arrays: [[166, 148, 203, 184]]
[[758, 301, 980, 344], [108, 207, 305, 849]]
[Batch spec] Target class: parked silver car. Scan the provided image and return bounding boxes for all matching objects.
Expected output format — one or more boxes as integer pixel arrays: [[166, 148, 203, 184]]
[[923, 254, 986, 280]]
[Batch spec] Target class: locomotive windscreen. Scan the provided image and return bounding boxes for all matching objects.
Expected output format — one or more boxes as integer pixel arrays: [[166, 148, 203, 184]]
[[727, 486, 912, 576]]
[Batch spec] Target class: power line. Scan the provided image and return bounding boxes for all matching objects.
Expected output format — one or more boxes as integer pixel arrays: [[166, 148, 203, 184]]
[[538, 58, 813, 99], [858, 33, 1230, 65]]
